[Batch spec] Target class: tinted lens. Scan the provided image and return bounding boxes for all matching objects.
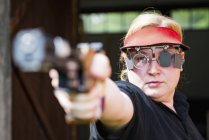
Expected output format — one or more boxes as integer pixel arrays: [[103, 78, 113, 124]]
[[173, 53, 182, 69], [159, 51, 172, 67]]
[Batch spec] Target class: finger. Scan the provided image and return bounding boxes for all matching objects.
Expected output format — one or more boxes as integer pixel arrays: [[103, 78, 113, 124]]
[[71, 97, 100, 113], [49, 69, 59, 88], [65, 111, 97, 123], [90, 53, 111, 79], [70, 85, 100, 102], [49, 69, 59, 79], [54, 89, 72, 113], [71, 99, 102, 120], [64, 99, 101, 123]]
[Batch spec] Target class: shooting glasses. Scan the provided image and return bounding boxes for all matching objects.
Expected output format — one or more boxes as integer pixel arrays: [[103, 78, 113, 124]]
[[124, 45, 183, 70], [120, 26, 189, 70]]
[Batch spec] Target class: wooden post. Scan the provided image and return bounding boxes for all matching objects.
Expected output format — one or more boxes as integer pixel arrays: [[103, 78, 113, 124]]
[[0, 0, 11, 140]]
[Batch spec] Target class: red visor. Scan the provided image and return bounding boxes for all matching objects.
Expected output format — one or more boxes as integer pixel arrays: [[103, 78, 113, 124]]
[[121, 26, 189, 51]]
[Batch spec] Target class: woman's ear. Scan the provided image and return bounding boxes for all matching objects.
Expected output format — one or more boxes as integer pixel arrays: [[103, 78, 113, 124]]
[[180, 52, 185, 71], [181, 66, 183, 72], [181, 52, 185, 59]]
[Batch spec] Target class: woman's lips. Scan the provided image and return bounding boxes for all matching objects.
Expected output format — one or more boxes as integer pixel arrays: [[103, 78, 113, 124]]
[[146, 81, 163, 87]]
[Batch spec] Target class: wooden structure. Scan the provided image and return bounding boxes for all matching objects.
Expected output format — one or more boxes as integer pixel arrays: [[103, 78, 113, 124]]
[[0, 0, 11, 140], [11, 0, 89, 140]]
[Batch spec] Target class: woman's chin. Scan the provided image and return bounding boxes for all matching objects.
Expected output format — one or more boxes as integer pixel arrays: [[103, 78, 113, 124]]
[[143, 89, 163, 99]]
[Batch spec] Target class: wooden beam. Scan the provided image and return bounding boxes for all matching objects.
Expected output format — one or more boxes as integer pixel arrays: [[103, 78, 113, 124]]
[[0, 0, 11, 139], [80, 0, 209, 13]]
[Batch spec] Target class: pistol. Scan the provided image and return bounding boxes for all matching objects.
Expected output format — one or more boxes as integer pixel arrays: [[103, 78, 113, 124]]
[[12, 28, 105, 123], [13, 28, 102, 88]]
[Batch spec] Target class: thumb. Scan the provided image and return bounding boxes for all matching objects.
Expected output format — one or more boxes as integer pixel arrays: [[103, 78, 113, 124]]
[[90, 53, 111, 80]]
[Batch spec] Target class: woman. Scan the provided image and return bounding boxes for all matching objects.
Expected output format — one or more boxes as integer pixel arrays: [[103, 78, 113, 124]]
[[54, 12, 205, 140]]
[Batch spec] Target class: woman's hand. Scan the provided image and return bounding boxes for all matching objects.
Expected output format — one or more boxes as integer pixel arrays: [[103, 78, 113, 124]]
[[49, 53, 111, 123]]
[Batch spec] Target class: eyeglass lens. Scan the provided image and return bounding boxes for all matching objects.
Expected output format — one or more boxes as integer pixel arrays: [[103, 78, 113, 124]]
[[131, 48, 174, 69]]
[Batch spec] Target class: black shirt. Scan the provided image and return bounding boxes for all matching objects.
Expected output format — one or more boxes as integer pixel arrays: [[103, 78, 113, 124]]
[[90, 81, 205, 140]]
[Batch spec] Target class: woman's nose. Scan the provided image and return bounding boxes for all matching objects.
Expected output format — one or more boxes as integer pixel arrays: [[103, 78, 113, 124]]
[[148, 60, 161, 76]]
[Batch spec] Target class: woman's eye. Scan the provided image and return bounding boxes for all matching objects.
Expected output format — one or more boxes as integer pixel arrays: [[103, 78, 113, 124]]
[[134, 55, 147, 62], [139, 56, 146, 61]]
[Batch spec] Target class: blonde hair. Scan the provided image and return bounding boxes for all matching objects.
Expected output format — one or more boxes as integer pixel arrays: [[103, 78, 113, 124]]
[[120, 12, 183, 80]]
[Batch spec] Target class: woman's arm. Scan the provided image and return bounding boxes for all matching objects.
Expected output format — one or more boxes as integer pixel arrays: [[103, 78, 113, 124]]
[[100, 78, 133, 128], [53, 53, 134, 129]]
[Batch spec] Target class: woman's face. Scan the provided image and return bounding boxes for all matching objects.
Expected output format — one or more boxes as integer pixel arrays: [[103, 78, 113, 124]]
[[127, 47, 182, 102]]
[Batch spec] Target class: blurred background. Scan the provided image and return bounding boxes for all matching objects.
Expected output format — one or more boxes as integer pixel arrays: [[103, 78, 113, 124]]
[[0, 0, 209, 140]]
